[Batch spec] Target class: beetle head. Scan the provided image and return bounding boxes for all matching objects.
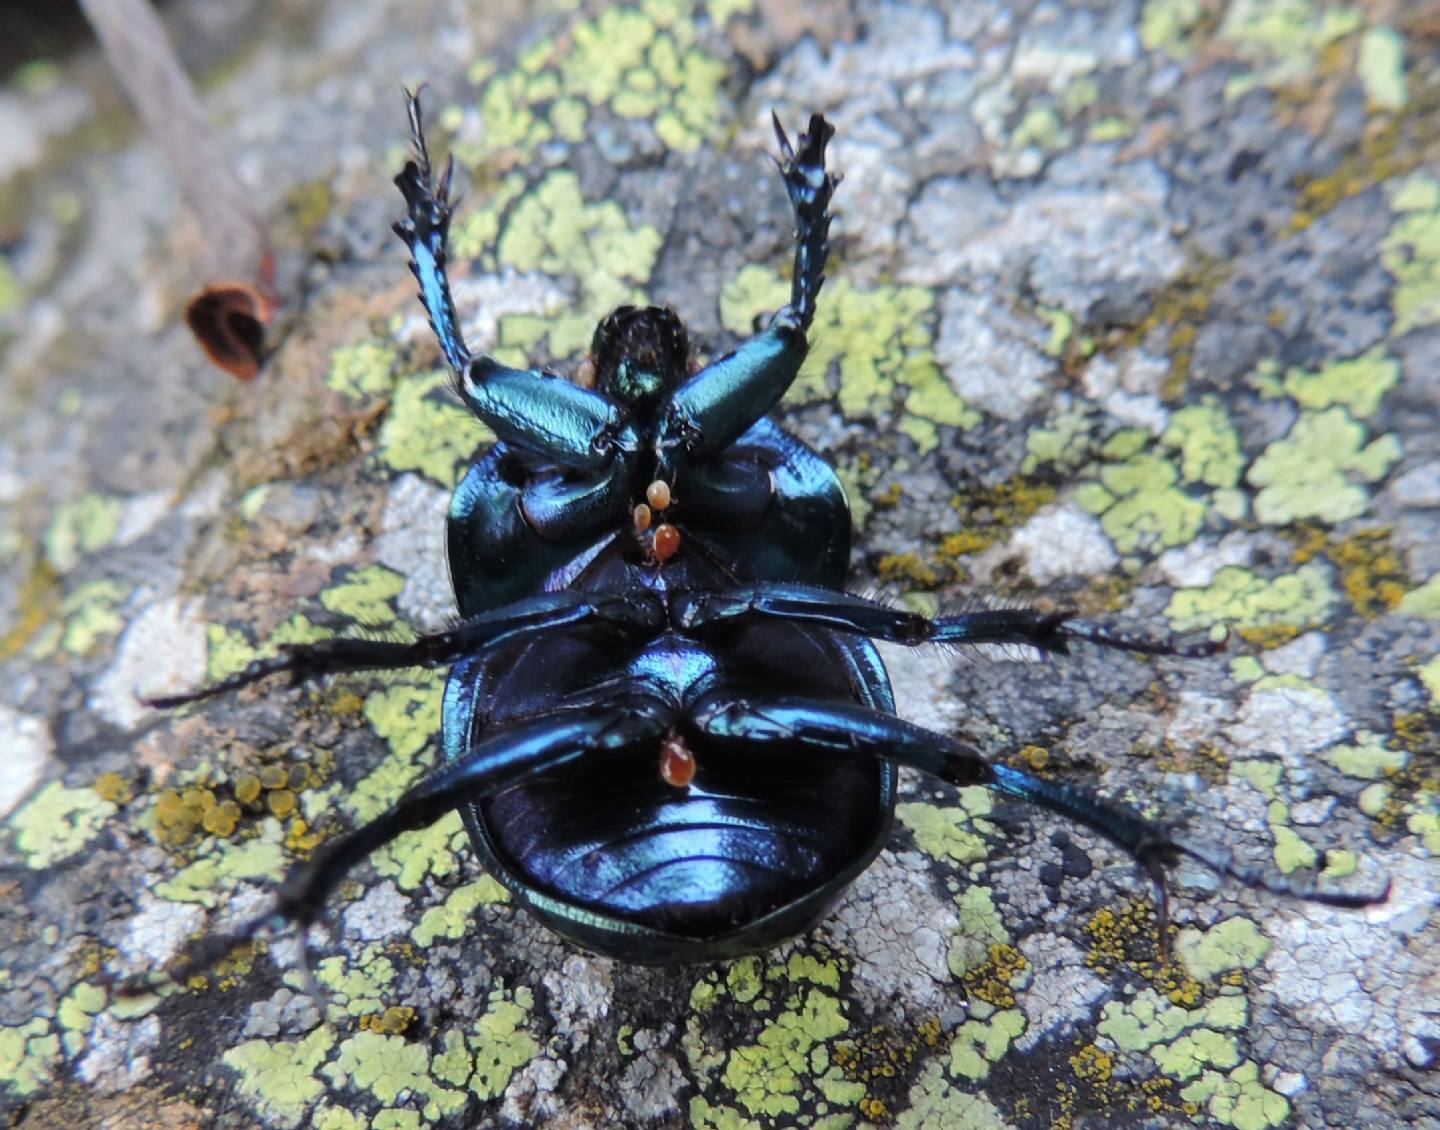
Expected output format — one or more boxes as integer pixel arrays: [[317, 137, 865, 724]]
[[591, 305, 690, 412]]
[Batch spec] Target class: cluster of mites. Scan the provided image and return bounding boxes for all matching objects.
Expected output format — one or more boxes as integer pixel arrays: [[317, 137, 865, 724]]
[[630, 476, 699, 790], [633, 477, 680, 563]]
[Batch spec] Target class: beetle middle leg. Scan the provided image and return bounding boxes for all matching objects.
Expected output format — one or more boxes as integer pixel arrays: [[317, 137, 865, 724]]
[[675, 582, 1227, 660], [143, 589, 664, 708]]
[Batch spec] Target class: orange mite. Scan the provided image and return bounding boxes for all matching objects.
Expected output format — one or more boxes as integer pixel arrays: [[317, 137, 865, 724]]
[[652, 523, 681, 562], [632, 502, 653, 533], [645, 479, 672, 511], [659, 735, 696, 788]]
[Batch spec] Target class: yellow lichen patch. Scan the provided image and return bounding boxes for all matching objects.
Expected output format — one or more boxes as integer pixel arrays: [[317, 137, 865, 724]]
[[359, 1006, 416, 1037], [93, 772, 133, 805], [959, 943, 1030, 1009], [1114, 258, 1228, 400], [1304, 527, 1409, 618], [943, 476, 1059, 573], [832, 1016, 944, 1120]]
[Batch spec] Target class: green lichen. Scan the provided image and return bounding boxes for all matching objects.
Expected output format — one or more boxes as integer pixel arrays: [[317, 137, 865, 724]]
[[27, 577, 131, 660], [1098, 987, 1248, 1080], [1165, 562, 1337, 636], [1358, 26, 1409, 112], [1327, 732, 1407, 779], [896, 787, 994, 864], [320, 565, 404, 626], [1022, 401, 1094, 474], [412, 876, 511, 946], [377, 371, 490, 484], [323, 1031, 465, 1117], [1268, 345, 1400, 417], [1180, 1059, 1290, 1130], [1420, 654, 1440, 706], [469, 986, 541, 1100], [328, 341, 398, 400], [1382, 175, 1440, 335], [1218, 0, 1363, 99], [1163, 396, 1245, 489], [11, 780, 117, 869], [467, 0, 738, 161], [721, 988, 851, 1118], [346, 670, 444, 822], [948, 1010, 1025, 1080], [497, 170, 662, 359], [1074, 445, 1207, 554], [721, 266, 978, 453], [1141, 0, 1207, 56], [1176, 917, 1271, 980], [1397, 574, 1440, 617], [44, 492, 122, 572], [312, 945, 398, 1017], [1246, 407, 1400, 525], [894, 1059, 1017, 1130], [57, 981, 106, 1055], [206, 614, 330, 683], [0, 1018, 60, 1099], [222, 1026, 337, 1129], [371, 811, 467, 890], [154, 829, 287, 906]]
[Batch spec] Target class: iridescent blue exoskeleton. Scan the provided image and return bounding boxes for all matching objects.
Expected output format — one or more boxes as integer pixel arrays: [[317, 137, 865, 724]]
[[136, 93, 1383, 987]]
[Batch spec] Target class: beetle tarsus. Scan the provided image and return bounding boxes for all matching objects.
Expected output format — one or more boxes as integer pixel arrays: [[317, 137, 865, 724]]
[[771, 111, 837, 335], [393, 87, 472, 375]]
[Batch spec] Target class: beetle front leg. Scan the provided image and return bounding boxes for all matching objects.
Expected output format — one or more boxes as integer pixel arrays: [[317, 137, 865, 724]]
[[675, 583, 1226, 660], [122, 692, 672, 993], [652, 114, 837, 466], [393, 89, 470, 374], [771, 111, 837, 335], [395, 90, 636, 469]]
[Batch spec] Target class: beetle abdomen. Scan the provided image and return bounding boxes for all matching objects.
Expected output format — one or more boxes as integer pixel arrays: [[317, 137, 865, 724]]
[[476, 747, 889, 942]]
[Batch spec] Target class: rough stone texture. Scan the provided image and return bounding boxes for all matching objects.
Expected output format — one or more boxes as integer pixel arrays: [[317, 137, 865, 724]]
[[2, 1, 1438, 1128]]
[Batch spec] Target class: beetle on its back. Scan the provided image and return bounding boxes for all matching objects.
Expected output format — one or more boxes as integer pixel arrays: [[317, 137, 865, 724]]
[[135, 93, 1382, 987]]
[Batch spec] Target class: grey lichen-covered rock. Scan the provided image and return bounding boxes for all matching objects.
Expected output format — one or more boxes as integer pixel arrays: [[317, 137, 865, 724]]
[[2, 1, 1437, 1127]]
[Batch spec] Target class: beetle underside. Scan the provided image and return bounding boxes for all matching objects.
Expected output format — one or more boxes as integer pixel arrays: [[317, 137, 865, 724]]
[[125, 92, 1385, 997]]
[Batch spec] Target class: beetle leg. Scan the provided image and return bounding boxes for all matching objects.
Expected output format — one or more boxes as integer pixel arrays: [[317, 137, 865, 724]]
[[652, 114, 837, 466], [394, 88, 470, 374], [122, 693, 673, 993], [771, 112, 837, 335], [674, 583, 1227, 660], [394, 90, 635, 469], [688, 691, 1389, 946], [143, 589, 664, 708]]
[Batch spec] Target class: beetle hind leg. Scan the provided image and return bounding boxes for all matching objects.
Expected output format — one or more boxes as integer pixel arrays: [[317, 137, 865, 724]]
[[688, 691, 1389, 956], [117, 693, 671, 994]]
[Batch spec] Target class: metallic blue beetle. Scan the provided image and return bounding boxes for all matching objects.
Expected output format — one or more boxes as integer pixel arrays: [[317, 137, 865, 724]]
[[143, 95, 1381, 983]]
